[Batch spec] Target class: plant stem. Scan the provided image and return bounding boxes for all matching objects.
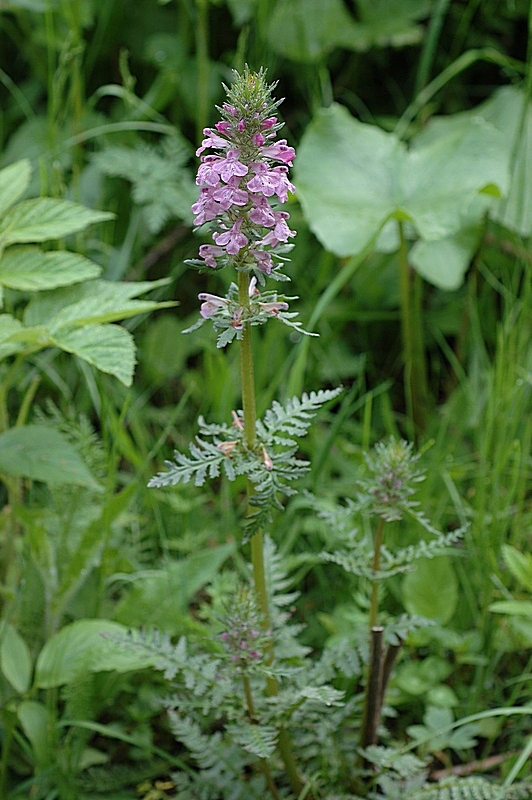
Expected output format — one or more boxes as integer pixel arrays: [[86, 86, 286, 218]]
[[242, 674, 282, 800], [237, 270, 313, 800], [369, 516, 385, 629], [398, 220, 429, 438]]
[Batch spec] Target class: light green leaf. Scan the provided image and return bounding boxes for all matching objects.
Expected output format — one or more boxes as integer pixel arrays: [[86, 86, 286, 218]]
[[402, 556, 458, 624], [0, 621, 32, 694], [0, 424, 100, 487], [502, 544, 532, 592], [414, 86, 532, 236], [489, 600, 532, 617], [337, 0, 430, 51], [295, 103, 509, 282], [53, 324, 136, 386], [268, 0, 358, 63], [0, 198, 113, 246], [296, 104, 403, 255], [24, 278, 173, 329], [35, 619, 158, 688], [114, 544, 236, 633], [409, 220, 482, 291], [0, 247, 102, 291], [0, 159, 31, 217], [17, 701, 52, 767]]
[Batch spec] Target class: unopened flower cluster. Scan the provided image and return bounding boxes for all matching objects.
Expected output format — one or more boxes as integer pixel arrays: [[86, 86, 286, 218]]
[[358, 438, 425, 522], [185, 68, 307, 346], [218, 589, 268, 671]]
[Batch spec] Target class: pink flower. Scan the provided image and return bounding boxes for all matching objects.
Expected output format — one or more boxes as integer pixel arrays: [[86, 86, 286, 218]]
[[196, 128, 229, 157], [198, 292, 228, 318], [199, 244, 225, 268], [259, 300, 289, 315], [214, 149, 248, 183], [213, 218, 248, 255], [212, 181, 249, 210], [249, 249, 273, 274], [261, 139, 296, 165]]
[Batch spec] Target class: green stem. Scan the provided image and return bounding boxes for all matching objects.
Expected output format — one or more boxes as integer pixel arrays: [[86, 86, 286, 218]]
[[242, 675, 282, 800], [398, 220, 429, 438], [237, 271, 313, 800]]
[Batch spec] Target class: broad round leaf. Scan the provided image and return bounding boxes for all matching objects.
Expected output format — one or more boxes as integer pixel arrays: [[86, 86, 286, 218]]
[[295, 103, 509, 281]]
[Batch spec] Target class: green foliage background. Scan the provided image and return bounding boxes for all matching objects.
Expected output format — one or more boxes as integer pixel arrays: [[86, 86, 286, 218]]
[[0, 0, 531, 798]]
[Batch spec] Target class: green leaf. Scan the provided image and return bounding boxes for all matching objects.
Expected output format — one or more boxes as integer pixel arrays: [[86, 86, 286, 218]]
[[415, 86, 532, 236], [0, 622, 32, 694], [0, 198, 113, 247], [24, 278, 173, 330], [337, 0, 430, 51], [114, 544, 235, 633], [409, 217, 483, 291], [489, 600, 532, 617], [0, 159, 31, 217], [0, 247, 102, 291], [0, 424, 100, 487], [295, 104, 509, 284], [502, 544, 532, 592], [34, 619, 159, 688], [268, 0, 358, 63], [17, 701, 53, 767], [402, 556, 458, 624], [53, 324, 136, 387]]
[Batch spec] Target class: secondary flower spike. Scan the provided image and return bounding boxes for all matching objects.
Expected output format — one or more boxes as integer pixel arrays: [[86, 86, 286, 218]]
[[190, 66, 296, 276]]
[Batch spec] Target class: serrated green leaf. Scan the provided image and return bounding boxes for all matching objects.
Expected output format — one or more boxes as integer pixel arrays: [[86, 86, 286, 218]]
[[295, 104, 509, 287], [34, 619, 160, 688], [53, 323, 136, 386], [0, 159, 31, 217], [0, 621, 32, 694], [0, 198, 113, 246], [0, 424, 100, 487], [0, 247, 102, 291], [24, 277, 173, 329]]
